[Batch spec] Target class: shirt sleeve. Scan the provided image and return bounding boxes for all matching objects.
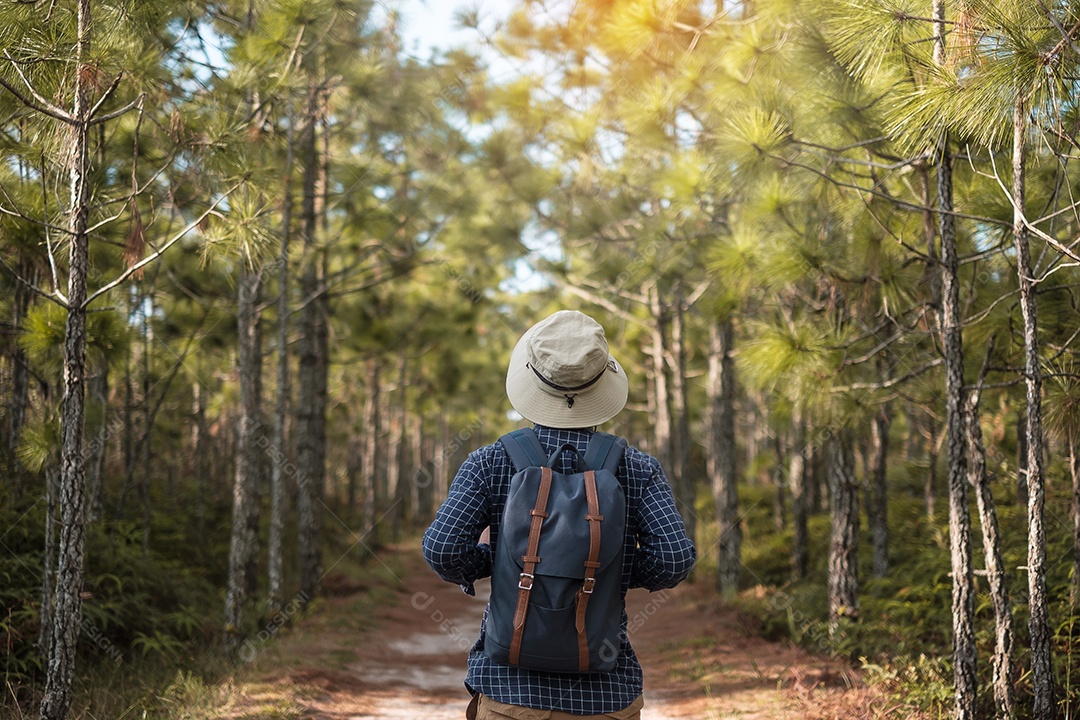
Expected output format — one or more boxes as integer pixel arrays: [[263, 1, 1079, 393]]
[[630, 460, 697, 591], [422, 448, 493, 596]]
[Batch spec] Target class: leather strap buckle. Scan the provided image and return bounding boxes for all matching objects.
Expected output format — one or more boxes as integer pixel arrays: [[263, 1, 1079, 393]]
[[582, 577, 596, 594], [518, 573, 535, 590]]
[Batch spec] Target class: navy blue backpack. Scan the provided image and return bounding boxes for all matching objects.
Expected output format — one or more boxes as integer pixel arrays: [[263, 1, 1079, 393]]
[[484, 428, 627, 673]]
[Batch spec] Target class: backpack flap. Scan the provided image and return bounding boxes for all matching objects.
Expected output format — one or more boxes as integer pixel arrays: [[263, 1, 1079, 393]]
[[500, 468, 625, 586]]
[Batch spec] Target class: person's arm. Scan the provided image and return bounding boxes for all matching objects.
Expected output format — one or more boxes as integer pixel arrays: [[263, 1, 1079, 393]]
[[630, 461, 697, 591], [422, 449, 493, 595]]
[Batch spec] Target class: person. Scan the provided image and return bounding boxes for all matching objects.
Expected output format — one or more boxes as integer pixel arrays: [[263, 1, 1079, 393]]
[[423, 309, 696, 720]]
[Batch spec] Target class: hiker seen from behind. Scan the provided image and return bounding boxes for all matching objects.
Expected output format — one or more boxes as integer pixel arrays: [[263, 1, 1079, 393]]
[[423, 310, 697, 720]]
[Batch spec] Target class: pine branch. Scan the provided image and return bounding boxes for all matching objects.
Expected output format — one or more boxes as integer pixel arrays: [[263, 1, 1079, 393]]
[[39, 155, 64, 301], [0, 53, 73, 123], [685, 278, 712, 306], [558, 282, 644, 326], [1039, 6, 1080, 63], [832, 357, 943, 392], [579, 275, 648, 307], [86, 73, 124, 119], [83, 181, 244, 308], [0, 253, 67, 308], [0, 75, 72, 124], [0, 184, 70, 238], [89, 91, 145, 126], [987, 151, 1080, 265], [774, 150, 1012, 227]]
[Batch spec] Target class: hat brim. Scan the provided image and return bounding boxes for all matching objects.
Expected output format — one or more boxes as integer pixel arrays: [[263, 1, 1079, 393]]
[[505, 324, 629, 429]]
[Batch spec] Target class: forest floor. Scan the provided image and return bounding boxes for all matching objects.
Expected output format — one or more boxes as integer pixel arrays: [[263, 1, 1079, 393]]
[[205, 545, 915, 720]]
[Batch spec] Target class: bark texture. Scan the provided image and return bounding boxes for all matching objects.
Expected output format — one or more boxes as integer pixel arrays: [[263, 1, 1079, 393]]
[[267, 113, 295, 614], [1071, 431, 1080, 609], [295, 83, 329, 602], [361, 356, 382, 541], [40, 2, 92, 716], [648, 287, 673, 472], [671, 291, 693, 539], [225, 267, 262, 649], [827, 432, 859, 631], [85, 367, 108, 523], [1013, 93, 1053, 717], [869, 405, 890, 579], [789, 415, 809, 581], [932, 4, 977, 716], [707, 320, 740, 596], [965, 367, 1015, 720]]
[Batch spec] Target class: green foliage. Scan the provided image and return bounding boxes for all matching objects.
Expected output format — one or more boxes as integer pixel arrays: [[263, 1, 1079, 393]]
[[15, 414, 58, 474], [740, 319, 839, 414], [720, 108, 793, 168], [1046, 360, 1080, 444], [18, 302, 129, 377], [731, 447, 1080, 716]]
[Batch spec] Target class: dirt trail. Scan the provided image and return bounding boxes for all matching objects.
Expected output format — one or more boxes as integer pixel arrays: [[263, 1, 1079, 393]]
[[219, 546, 900, 720]]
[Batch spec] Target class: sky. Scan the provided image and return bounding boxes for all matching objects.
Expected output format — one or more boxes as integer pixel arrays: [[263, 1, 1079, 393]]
[[393, 0, 513, 61]]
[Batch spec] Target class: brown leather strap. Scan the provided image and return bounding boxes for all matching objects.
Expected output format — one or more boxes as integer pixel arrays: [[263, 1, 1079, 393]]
[[576, 470, 604, 671], [510, 467, 553, 666]]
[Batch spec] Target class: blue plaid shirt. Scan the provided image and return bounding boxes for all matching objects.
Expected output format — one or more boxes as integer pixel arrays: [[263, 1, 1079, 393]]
[[422, 425, 696, 715]]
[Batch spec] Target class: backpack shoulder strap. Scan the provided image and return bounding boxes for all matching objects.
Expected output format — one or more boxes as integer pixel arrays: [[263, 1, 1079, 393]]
[[583, 432, 627, 474], [500, 428, 548, 472]]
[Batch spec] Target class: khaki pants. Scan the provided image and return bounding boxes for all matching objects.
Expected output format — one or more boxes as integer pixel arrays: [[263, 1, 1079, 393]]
[[467, 693, 644, 719]]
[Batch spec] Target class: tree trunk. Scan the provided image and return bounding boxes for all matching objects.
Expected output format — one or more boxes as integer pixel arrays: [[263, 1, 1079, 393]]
[[39, 2, 92, 715], [644, 357, 657, 457], [1016, 410, 1029, 506], [38, 464, 58, 661], [295, 81, 329, 602], [347, 427, 361, 511], [708, 321, 740, 596], [267, 109, 295, 614], [117, 343, 134, 520], [1071, 430, 1080, 609], [790, 414, 809, 581], [869, 404, 890, 578], [85, 366, 109, 524], [648, 286, 673, 471], [827, 431, 859, 632], [417, 420, 437, 522], [387, 353, 408, 538], [361, 356, 382, 543], [1012, 92, 1053, 717], [225, 266, 262, 650], [808, 442, 824, 514], [918, 165, 939, 525], [772, 431, 786, 532], [192, 379, 209, 542], [409, 413, 423, 528], [670, 290, 694, 540], [965, 360, 1015, 720], [932, 5, 978, 716], [925, 414, 938, 524], [904, 405, 919, 463], [245, 305, 264, 601], [139, 300, 152, 556], [435, 411, 449, 500]]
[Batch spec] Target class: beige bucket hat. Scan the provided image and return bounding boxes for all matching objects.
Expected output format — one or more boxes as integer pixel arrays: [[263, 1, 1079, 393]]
[[506, 310, 628, 429]]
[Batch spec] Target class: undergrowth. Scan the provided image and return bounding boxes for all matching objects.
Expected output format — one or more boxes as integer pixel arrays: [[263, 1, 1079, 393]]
[[711, 455, 1080, 719], [0, 477, 400, 720]]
